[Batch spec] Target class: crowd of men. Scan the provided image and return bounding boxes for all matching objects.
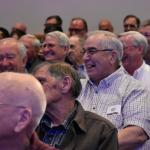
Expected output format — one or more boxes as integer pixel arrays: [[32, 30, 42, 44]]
[[0, 14, 150, 150]]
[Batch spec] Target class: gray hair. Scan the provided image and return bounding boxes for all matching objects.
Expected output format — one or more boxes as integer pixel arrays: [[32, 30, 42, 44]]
[[32, 62, 82, 99], [20, 34, 41, 49], [119, 31, 148, 55], [0, 38, 27, 59], [140, 19, 150, 27], [17, 41, 27, 59], [87, 30, 123, 60], [46, 31, 70, 48]]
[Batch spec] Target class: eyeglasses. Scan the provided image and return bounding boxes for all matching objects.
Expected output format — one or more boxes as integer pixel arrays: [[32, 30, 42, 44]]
[[0, 53, 16, 61], [69, 28, 84, 33], [123, 45, 138, 49], [41, 43, 56, 49], [81, 47, 113, 55], [124, 24, 137, 28]]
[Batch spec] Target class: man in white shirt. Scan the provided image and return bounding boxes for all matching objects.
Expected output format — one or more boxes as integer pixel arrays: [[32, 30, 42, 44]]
[[78, 30, 150, 150], [119, 31, 150, 90]]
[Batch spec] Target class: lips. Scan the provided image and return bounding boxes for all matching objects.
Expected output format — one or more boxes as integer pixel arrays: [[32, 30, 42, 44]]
[[43, 51, 55, 59], [85, 62, 96, 70]]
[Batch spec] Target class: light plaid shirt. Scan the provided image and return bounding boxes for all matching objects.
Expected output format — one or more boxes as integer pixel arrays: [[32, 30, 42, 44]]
[[78, 67, 150, 150]]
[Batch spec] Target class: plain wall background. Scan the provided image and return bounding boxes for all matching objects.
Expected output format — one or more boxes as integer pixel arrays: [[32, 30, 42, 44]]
[[0, 0, 150, 34]]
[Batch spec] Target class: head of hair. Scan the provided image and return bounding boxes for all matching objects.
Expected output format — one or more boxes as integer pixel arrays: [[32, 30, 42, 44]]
[[71, 17, 88, 32], [20, 34, 41, 49], [46, 31, 70, 48], [87, 30, 123, 61], [119, 31, 148, 55], [33, 62, 82, 99], [123, 14, 141, 28], [0, 38, 27, 60], [46, 15, 63, 26], [0, 27, 10, 38]]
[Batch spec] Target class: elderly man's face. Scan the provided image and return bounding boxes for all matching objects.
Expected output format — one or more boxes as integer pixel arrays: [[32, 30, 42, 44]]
[[41, 36, 67, 62], [68, 36, 83, 64], [69, 20, 87, 37], [83, 36, 114, 85], [0, 41, 25, 72], [120, 36, 142, 72], [34, 66, 62, 105]]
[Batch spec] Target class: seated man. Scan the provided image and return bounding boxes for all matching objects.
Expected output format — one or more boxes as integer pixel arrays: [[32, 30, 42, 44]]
[[119, 31, 150, 90], [0, 38, 27, 72], [33, 62, 118, 150], [98, 19, 114, 32], [20, 34, 42, 72], [40, 31, 69, 63], [123, 14, 140, 32], [78, 30, 150, 149], [65, 35, 87, 78], [68, 17, 88, 38], [0, 72, 49, 150]]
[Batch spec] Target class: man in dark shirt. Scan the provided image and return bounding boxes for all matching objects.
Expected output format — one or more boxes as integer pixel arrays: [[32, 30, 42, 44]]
[[33, 62, 118, 150]]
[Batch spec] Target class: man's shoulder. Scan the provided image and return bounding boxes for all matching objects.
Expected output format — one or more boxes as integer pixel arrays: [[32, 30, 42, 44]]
[[84, 110, 116, 130]]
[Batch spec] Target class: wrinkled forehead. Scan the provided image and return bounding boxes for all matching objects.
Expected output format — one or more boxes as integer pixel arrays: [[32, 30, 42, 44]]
[[0, 40, 19, 54]]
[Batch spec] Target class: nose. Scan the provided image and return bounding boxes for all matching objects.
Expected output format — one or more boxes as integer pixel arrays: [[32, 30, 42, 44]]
[[0, 58, 10, 66], [83, 52, 90, 62], [43, 46, 50, 53]]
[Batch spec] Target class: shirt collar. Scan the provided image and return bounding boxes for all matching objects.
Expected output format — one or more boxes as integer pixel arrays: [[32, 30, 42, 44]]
[[87, 66, 125, 88]]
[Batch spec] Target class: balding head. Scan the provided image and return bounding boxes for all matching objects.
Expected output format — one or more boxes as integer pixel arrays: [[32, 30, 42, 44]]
[[0, 72, 46, 134], [98, 19, 114, 32], [12, 22, 27, 33]]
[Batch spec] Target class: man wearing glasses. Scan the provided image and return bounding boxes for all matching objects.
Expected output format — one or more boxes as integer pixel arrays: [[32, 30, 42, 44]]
[[139, 19, 150, 65], [123, 14, 140, 32], [41, 31, 69, 63], [119, 31, 150, 91], [78, 30, 150, 150], [68, 17, 88, 38]]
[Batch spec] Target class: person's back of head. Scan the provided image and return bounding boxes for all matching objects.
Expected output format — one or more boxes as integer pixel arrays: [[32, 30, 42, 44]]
[[0, 72, 46, 149]]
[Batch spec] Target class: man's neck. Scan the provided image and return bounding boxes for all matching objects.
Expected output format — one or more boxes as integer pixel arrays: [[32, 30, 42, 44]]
[[125, 60, 143, 76], [46, 98, 75, 126]]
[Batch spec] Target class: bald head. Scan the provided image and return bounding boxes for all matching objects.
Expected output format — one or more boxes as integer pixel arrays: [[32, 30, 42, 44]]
[[0, 72, 46, 128], [98, 19, 114, 32]]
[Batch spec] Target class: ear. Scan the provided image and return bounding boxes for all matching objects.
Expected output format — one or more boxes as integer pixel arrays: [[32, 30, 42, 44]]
[[109, 51, 118, 64], [64, 46, 69, 52], [60, 76, 72, 94], [138, 47, 144, 55], [14, 108, 32, 133]]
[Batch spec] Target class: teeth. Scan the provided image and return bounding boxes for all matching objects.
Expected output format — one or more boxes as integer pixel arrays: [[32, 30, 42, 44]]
[[86, 64, 95, 68]]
